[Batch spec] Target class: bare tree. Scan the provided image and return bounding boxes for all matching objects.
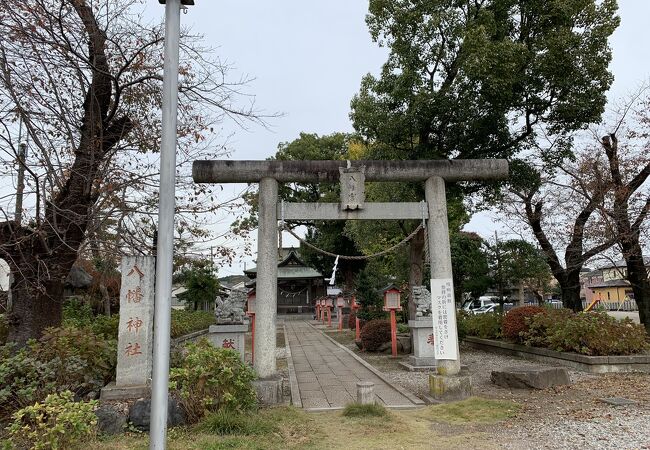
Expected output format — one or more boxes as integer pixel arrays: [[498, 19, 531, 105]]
[[0, 0, 267, 344]]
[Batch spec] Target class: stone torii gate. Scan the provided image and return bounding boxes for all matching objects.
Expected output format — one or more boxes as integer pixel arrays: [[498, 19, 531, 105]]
[[193, 159, 508, 398]]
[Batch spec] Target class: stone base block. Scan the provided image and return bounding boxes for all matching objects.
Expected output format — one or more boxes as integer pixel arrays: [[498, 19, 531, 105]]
[[491, 366, 570, 390], [399, 361, 437, 372], [409, 355, 436, 366], [253, 375, 283, 405], [429, 369, 472, 402], [100, 382, 149, 401], [208, 324, 247, 362]]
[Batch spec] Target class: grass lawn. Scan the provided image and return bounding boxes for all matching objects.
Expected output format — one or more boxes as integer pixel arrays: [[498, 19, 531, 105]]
[[89, 398, 519, 450]]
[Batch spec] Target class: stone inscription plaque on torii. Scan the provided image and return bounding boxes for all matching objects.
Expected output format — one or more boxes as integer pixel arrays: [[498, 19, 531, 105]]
[[193, 159, 508, 399]]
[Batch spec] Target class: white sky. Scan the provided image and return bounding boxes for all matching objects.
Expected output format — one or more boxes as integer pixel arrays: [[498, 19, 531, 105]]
[[146, 1, 650, 275]]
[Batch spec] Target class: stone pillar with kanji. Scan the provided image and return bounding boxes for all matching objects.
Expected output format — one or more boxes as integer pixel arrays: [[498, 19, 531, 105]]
[[101, 256, 155, 400]]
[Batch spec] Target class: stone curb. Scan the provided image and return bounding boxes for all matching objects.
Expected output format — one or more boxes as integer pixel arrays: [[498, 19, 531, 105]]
[[283, 323, 302, 408], [307, 322, 425, 407], [464, 337, 650, 373], [171, 328, 210, 347]]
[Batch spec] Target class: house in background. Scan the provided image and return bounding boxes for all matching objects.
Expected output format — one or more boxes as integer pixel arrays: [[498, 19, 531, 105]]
[[244, 248, 326, 315], [581, 258, 650, 309]]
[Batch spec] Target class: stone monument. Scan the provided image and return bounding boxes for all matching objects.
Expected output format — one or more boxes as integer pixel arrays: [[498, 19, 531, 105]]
[[208, 289, 247, 362], [402, 285, 437, 371], [101, 256, 155, 400]]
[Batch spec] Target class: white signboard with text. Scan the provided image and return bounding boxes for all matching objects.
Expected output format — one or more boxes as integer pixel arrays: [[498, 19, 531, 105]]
[[430, 278, 459, 360]]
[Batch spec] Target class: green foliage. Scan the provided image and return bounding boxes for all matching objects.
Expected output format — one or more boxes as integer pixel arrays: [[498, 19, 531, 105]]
[[62, 298, 95, 329], [87, 314, 120, 340], [522, 311, 649, 356], [175, 260, 221, 311], [170, 309, 216, 338], [359, 319, 391, 352], [451, 232, 492, 302], [0, 315, 7, 346], [354, 268, 386, 321], [342, 403, 387, 418], [170, 339, 256, 423], [0, 327, 115, 421], [501, 306, 546, 342], [352, 0, 619, 164], [6, 391, 97, 450], [397, 323, 409, 334], [200, 410, 277, 436], [459, 312, 503, 339]]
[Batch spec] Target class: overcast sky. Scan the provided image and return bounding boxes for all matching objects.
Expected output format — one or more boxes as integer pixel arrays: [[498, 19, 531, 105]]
[[144, 1, 650, 276]]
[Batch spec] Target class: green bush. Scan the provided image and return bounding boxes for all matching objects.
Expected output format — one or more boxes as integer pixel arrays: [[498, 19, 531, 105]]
[[456, 310, 470, 340], [170, 310, 216, 338], [170, 339, 256, 424], [88, 314, 120, 340], [520, 308, 574, 348], [6, 391, 97, 450], [501, 306, 546, 342], [359, 319, 391, 352], [461, 312, 503, 339], [62, 298, 95, 329], [523, 311, 649, 356], [0, 314, 7, 345], [0, 327, 115, 421]]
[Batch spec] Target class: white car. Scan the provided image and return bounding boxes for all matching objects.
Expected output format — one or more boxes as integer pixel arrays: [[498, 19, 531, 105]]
[[472, 304, 497, 315]]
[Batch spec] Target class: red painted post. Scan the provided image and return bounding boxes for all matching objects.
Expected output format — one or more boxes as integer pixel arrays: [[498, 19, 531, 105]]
[[338, 307, 343, 331], [327, 307, 332, 327], [390, 309, 397, 358], [355, 317, 361, 341]]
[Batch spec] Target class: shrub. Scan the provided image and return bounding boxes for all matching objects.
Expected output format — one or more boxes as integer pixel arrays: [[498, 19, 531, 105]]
[[0, 327, 115, 421], [456, 310, 470, 340], [170, 310, 216, 338], [461, 312, 503, 339], [397, 323, 409, 334], [0, 344, 58, 420], [525, 311, 649, 356], [62, 298, 95, 329], [88, 314, 120, 340], [502, 306, 546, 342], [6, 391, 97, 450], [33, 327, 116, 397], [520, 308, 574, 348], [359, 319, 391, 352], [170, 339, 256, 423]]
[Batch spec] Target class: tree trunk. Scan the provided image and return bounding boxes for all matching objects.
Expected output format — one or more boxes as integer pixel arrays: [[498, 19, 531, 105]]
[[562, 270, 583, 312], [621, 239, 650, 333], [408, 228, 424, 321], [7, 276, 64, 346]]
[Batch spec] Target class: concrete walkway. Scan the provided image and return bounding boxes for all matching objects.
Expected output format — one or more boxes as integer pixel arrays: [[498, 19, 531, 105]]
[[285, 320, 420, 410]]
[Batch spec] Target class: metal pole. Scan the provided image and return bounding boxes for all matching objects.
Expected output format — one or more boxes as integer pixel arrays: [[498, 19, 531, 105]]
[[151, 1, 181, 448]]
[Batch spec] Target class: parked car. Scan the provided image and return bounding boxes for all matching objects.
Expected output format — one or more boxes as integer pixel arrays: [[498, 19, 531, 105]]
[[472, 304, 497, 314], [462, 296, 496, 312]]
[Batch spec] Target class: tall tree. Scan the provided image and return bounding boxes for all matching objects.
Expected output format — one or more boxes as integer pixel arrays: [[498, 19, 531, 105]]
[[350, 0, 619, 307], [450, 232, 491, 304], [0, 0, 263, 344]]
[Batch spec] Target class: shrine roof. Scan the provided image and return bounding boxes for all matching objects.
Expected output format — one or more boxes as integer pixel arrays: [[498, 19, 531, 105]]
[[244, 249, 323, 280]]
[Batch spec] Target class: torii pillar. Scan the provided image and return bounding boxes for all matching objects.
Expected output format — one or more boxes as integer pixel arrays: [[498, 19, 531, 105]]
[[194, 159, 508, 401]]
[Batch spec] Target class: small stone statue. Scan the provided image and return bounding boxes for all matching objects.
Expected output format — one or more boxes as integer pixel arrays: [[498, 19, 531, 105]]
[[412, 285, 432, 318], [214, 290, 247, 325]]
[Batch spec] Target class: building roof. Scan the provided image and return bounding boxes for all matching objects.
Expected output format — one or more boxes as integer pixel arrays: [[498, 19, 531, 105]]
[[588, 279, 631, 289], [244, 250, 323, 280]]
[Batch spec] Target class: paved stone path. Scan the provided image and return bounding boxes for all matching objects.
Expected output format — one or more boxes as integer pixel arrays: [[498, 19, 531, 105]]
[[285, 320, 418, 409]]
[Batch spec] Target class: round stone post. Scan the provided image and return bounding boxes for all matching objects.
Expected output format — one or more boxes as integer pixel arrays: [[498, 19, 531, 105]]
[[255, 177, 278, 378], [425, 176, 461, 376]]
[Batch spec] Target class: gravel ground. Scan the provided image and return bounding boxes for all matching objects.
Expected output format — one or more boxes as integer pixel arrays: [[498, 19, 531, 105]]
[[329, 330, 650, 449]]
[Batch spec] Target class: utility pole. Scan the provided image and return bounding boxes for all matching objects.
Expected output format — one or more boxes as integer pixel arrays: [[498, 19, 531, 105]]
[[8, 121, 28, 313], [150, 1, 193, 449]]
